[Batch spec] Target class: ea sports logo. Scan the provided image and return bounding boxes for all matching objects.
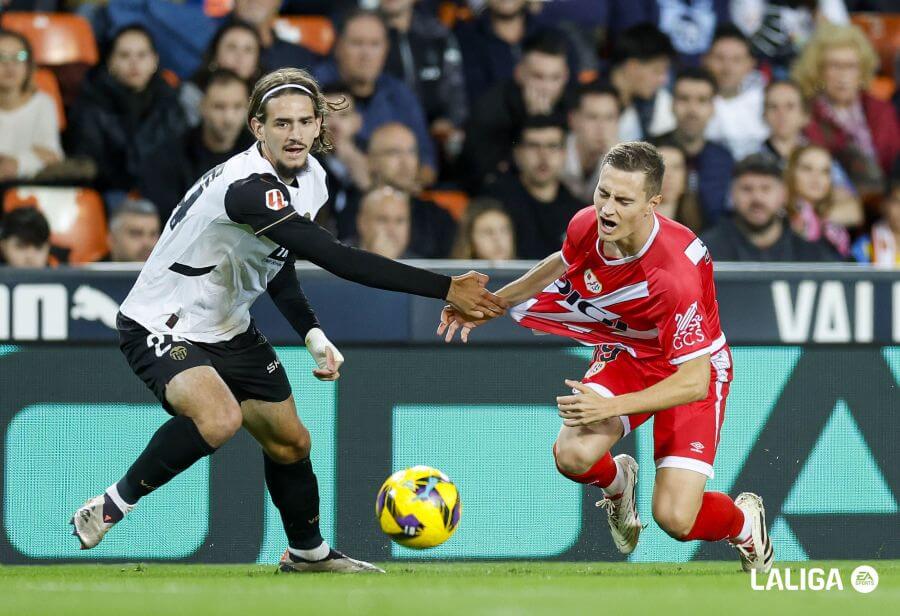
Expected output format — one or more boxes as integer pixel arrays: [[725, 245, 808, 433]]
[[265, 189, 287, 211], [851, 565, 878, 593]]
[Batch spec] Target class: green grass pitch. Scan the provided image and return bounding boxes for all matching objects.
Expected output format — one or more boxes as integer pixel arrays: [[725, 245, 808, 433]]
[[0, 561, 896, 616]]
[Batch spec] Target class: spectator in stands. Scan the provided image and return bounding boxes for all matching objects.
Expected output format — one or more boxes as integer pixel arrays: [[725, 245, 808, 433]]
[[455, 0, 537, 102], [451, 197, 517, 260], [610, 23, 676, 142], [231, 0, 318, 71], [379, 0, 468, 135], [0, 30, 63, 182], [658, 67, 733, 227], [785, 145, 854, 257], [480, 116, 583, 259], [364, 123, 456, 258], [792, 23, 900, 197], [318, 87, 369, 232], [852, 180, 900, 267], [0, 206, 50, 268], [701, 154, 839, 262], [180, 21, 262, 127], [562, 82, 621, 203], [354, 186, 417, 259], [460, 31, 571, 191], [652, 139, 704, 233], [140, 69, 254, 221], [67, 25, 187, 197], [105, 197, 160, 263], [703, 25, 768, 161], [315, 9, 437, 182]]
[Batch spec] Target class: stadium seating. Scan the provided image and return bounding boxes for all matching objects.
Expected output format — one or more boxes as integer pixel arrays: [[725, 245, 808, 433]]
[[421, 189, 469, 221], [0, 12, 98, 66], [3, 187, 108, 264], [32, 68, 66, 131], [273, 15, 335, 56], [851, 13, 900, 79]]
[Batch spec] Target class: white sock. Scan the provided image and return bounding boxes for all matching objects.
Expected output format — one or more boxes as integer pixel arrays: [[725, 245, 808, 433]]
[[730, 508, 752, 544], [105, 483, 134, 515], [601, 458, 627, 496], [289, 541, 330, 561]]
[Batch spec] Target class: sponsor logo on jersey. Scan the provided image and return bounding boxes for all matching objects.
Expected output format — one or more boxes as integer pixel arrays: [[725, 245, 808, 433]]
[[267, 359, 281, 374], [265, 189, 287, 211], [583, 269, 602, 294], [673, 301, 705, 350], [690, 441, 705, 453], [170, 346, 188, 361]]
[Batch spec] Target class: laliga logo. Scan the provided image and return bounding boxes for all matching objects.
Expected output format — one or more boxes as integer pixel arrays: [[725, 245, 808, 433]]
[[750, 565, 878, 593]]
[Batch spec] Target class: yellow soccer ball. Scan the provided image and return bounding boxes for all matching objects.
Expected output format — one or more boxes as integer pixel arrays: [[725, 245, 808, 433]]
[[375, 466, 461, 549]]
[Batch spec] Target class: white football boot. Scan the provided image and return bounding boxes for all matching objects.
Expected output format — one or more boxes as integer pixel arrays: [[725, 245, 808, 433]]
[[595, 454, 642, 555], [731, 492, 775, 573], [69, 495, 121, 549], [279, 548, 385, 573]]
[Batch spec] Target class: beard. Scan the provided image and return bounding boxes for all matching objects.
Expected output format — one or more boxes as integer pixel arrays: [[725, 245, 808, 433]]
[[736, 205, 782, 233]]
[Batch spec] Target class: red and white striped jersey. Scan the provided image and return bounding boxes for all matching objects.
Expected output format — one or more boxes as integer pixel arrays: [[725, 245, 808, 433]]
[[510, 207, 727, 365]]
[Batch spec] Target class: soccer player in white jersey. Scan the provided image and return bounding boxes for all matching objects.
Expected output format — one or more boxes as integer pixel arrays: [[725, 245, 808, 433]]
[[439, 142, 773, 572], [70, 68, 506, 573]]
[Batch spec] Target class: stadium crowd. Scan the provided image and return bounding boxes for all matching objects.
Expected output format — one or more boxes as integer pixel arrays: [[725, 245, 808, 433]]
[[0, 0, 899, 268]]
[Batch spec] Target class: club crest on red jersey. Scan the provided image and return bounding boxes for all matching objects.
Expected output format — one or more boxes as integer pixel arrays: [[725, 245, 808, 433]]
[[265, 189, 287, 211], [583, 269, 602, 294], [673, 301, 705, 350]]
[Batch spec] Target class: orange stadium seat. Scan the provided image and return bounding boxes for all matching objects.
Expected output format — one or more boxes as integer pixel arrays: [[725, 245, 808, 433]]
[[420, 190, 469, 221], [32, 68, 66, 131], [0, 12, 99, 66], [274, 16, 335, 56], [851, 13, 900, 77], [3, 187, 108, 264]]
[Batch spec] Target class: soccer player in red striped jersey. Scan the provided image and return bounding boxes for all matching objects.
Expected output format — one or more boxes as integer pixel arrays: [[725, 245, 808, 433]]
[[439, 141, 773, 572]]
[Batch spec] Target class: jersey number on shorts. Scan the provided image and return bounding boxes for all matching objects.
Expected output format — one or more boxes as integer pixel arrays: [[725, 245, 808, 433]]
[[169, 163, 225, 229], [147, 333, 189, 358]]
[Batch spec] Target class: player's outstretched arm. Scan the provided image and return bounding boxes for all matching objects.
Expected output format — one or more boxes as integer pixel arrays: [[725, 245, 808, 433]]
[[437, 251, 567, 342]]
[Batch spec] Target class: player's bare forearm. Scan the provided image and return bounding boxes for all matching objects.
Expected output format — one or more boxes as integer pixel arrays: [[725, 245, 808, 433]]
[[557, 354, 711, 426], [494, 251, 567, 305]]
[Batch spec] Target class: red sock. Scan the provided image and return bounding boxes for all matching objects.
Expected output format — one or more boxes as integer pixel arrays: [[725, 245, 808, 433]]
[[681, 492, 745, 542], [554, 449, 618, 489]]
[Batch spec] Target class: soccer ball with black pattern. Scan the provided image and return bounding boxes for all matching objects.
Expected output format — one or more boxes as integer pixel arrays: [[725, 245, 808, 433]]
[[375, 466, 461, 549]]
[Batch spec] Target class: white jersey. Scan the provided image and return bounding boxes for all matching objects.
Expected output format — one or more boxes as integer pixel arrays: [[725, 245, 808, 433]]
[[119, 143, 328, 343]]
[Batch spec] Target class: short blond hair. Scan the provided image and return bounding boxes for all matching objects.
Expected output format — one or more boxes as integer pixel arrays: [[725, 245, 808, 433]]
[[790, 23, 879, 99], [247, 68, 346, 153]]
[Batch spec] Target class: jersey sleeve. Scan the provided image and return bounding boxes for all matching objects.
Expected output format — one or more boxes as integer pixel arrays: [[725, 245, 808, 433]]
[[651, 271, 716, 365], [267, 256, 320, 339], [560, 207, 595, 266], [224, 173, 297, 234]]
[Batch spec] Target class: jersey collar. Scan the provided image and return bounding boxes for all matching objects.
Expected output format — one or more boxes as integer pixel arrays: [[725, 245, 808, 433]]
[[595, 214, 660, 266]]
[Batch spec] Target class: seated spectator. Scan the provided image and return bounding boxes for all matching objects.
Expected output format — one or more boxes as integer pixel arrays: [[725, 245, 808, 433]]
[[379, 0, 468, 135], [652, 139, 704, 233], [332, 122, 456, 258], [792, 23, 900, 197], [460, 31, 571, 191], [852, 181, 900, 267], [785, 145, 855, 258], [315, 9, 437, 181], [318, 87, 369, 232], [609, 23, 676, 142], [0, 206, 50, 268], [0, 30, 63, 182], [232, 0, 319, 71], [480, 116, 583, 259], [140, 69, 254, 221], [658, 67, 734, 227], [701, 155, 839, 262], [703, 25, 768, 161], [354, 186, 417, 259], [67, 25, 188, 197], [105, 197, 161, 263], [562, 82, 621, 203], [180, 21, 263, 127], [450, 197, 517, 260]]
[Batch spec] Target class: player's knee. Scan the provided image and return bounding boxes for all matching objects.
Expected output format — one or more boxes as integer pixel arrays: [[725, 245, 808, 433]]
[[553, 442, 594, 477], [267, 426, 311, 464], [652, 505, 697, 540]]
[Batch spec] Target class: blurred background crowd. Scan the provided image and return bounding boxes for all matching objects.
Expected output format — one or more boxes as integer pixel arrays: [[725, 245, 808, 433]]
[[0, 0, 899, 269]]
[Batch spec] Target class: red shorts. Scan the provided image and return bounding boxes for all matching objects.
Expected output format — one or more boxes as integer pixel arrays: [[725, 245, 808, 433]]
[[581, 344, 733, 478]]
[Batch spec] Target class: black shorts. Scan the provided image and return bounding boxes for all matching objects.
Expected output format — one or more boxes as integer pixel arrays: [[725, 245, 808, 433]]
[[117, 313, 292, 414]]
